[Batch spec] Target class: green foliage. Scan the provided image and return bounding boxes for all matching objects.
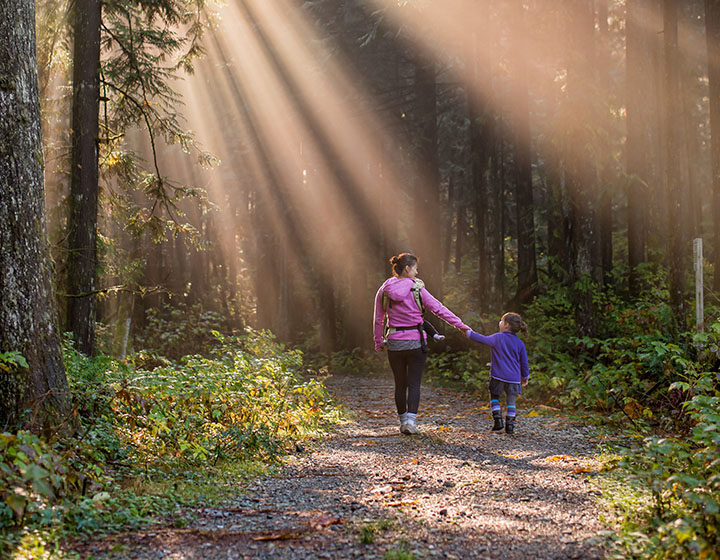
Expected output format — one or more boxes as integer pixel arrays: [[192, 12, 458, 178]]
[[0, 351, 28, 372], [606, 357, 720, 559], [1, 329, 340, 556], [425, 348, 488, 392], [383, 539, 415, 560], [136, 303, 231, 359]]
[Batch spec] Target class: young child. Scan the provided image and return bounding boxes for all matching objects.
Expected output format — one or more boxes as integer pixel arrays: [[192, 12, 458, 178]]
[[466, 312, 529, 434]]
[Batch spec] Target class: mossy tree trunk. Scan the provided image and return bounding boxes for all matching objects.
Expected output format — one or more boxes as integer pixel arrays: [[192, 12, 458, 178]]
[[0, 0, 70, 430]]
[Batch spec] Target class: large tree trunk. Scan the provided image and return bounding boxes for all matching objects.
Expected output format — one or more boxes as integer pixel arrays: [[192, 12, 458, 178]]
[[66, 0, 101, 355], [0, 0, 70, 429], [663, 0, 686, 330], [707, 0, 720, 291], [511, 0, 538, 306]]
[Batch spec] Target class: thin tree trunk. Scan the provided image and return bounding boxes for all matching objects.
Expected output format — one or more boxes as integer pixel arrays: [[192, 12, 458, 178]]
[[413, 56, 443, 296], [597, 0, 613, 285], [0, 0, 70, 429], [511, 0, 538, 306], [566, 0, 598, 337], [663, 0, 686, 330], [66, 0, 101, 355], [706, 0, 720, 290]]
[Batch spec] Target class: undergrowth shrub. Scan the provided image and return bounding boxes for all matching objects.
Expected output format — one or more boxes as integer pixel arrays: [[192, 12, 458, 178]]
[[135, 303, 232, 359], [607, 337, 720, 559], [1, 329, 340, 556]]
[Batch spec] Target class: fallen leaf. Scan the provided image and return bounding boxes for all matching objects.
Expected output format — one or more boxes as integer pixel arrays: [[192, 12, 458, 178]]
[[252, 532, 301, 541], [386, 500, 419, 507], [572, 467, 592, 474], [311, 516, 343, 529], [546, 455, 577, 462], [526, 410, 540, 417]]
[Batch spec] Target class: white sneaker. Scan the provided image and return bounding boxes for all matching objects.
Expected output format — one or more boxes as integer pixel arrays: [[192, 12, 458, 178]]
[[404, 419, 419, 435], [400, 422, 410, 434]]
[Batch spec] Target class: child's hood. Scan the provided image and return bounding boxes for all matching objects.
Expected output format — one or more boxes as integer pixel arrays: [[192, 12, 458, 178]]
[[383, 277, 414, 301]]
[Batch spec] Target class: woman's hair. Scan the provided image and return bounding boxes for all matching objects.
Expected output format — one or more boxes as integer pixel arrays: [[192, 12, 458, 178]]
[[389, 253, 418, 277], [502, 312, 528, 335]]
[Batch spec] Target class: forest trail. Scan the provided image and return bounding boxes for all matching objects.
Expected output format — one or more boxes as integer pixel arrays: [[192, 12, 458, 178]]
[[78, 373, 607, 560]]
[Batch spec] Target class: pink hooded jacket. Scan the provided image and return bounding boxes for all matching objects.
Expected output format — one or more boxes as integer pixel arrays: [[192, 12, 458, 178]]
[[373, 277, 470, 351]]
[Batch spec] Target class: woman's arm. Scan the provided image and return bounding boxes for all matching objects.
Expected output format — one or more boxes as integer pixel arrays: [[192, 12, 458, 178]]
[[372, 285, 386, 350], [421, 288, 470, 331]]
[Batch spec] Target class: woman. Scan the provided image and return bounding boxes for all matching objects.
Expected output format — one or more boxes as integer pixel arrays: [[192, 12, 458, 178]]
[[373, 253, 470, 434]]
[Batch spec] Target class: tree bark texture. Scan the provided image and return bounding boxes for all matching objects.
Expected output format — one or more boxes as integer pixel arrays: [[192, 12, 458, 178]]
[[707, 0, 720, 290], [663, 0, 686, 330], [66, 0, 101, 355], [0, 0, 70, 428]]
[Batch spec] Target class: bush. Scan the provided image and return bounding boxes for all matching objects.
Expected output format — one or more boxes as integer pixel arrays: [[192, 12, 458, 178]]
[[1, 329, 341, 556]]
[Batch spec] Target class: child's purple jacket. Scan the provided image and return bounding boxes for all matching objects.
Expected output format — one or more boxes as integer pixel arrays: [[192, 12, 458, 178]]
[[466, 330, 530, 384], [373, 277, 469, 351]]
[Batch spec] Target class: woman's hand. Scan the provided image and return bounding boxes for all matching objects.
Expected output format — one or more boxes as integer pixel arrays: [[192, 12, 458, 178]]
[[521, 379, 529, 387]]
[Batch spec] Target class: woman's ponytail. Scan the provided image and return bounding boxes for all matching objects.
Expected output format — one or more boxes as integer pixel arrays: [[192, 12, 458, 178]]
[[389, 253, 418, 277]]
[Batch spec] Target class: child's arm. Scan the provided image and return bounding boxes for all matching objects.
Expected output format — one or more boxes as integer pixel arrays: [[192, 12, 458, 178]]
[[465, 330, 498, 347], [520, 344, 530, 384]]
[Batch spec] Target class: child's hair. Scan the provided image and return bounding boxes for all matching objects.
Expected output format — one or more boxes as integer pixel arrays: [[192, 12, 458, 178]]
[[389, 253, 418, 277], [502, 312, 528, 335]]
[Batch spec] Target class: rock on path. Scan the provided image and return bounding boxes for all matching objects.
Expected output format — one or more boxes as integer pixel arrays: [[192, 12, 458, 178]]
[[80, 373, 607, 559]]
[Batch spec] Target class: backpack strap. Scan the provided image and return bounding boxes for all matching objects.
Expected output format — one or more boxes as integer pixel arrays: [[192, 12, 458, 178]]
[[382, 278, 426, 341]]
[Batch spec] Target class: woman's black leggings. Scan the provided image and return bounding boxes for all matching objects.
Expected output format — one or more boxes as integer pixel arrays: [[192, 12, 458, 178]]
[[387, 348, 427, 414]]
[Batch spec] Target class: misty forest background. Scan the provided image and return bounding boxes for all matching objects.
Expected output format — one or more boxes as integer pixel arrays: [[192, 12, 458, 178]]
[[2, 0, 720, 558]]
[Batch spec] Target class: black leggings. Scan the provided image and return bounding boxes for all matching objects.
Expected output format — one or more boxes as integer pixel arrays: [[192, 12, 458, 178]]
[[387, 348, 427, 414]]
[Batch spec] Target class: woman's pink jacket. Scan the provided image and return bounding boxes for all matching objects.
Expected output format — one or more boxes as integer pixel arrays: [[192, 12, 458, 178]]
[[373, 277, 470, 351]]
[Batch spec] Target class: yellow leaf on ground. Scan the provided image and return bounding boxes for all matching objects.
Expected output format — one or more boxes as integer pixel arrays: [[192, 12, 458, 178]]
[[546, 455, 576, 461], [526, 410, 540, 417]]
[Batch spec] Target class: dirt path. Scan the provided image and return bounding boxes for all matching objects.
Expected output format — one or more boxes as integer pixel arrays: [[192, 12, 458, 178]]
[[80, 373, 607, 559]]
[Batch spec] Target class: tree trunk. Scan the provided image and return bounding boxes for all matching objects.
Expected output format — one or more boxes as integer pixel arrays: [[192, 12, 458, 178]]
[[66, 0, 101, 355], [597, 0, 613, 285], [566, 0, 598, 337], [706, 0, 720, 290], [413, 56, 442, 296], [0, 0, 70, 429], [625, 0, 654, 296], [663, 0, 686, 330], [511, 0, 538, 306]]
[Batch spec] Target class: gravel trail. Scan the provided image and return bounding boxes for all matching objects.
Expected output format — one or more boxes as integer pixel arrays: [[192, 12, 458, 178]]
[[78, 373, 607, 559]]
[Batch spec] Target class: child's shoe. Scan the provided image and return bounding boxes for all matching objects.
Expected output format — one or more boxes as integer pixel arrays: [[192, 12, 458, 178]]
[[491, 411, 504, 432], [505, 416, 515, 435], [433, 334, 445, 342]]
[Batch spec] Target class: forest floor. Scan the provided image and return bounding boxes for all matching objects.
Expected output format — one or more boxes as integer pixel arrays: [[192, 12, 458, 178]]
[[73, 373, 611, 560]]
